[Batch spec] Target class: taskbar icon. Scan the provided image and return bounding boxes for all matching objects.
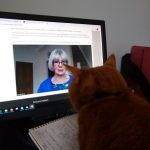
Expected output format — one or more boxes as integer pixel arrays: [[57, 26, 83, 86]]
[[0, 104, 35, 115]]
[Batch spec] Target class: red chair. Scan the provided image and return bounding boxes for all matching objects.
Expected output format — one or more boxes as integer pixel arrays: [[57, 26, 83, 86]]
[[121, 46, 150, 100], [131, 46, 150, 84]]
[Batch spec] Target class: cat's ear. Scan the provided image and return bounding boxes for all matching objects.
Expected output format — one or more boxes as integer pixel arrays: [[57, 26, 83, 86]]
[[65, 65, 80, 84], [104, 54, 116, 68]]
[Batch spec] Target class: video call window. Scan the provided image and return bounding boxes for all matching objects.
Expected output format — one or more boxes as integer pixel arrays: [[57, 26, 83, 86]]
[[13, 45, 92, 95]]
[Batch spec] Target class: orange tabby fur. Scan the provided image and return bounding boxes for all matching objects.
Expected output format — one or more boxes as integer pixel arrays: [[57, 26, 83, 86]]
[[66, 54, 150, 150]]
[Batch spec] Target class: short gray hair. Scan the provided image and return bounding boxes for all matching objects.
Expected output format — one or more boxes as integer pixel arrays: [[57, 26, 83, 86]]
[[48, 48, 69, 71]]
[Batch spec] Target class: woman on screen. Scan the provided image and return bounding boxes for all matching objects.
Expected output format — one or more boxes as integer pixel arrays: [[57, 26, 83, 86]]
[[37, 48, 73, 93]]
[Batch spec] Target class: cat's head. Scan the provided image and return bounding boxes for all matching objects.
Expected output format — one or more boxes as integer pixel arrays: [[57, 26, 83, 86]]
[[66, 54, 128, 111]]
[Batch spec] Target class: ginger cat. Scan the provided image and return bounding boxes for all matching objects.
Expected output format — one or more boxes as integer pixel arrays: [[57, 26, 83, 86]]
[[66, 54, 150, 150]]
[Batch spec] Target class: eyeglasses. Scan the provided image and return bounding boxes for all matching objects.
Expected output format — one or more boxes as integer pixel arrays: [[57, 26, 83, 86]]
[[53, 60, 68, 65]]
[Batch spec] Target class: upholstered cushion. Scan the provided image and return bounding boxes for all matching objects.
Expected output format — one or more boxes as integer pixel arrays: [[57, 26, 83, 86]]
[[121, 53, 150, 100], [131, 46, 150, 84]]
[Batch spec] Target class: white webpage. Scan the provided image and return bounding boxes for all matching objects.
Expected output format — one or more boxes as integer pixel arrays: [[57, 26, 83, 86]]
[[0, 19, 103, 101]]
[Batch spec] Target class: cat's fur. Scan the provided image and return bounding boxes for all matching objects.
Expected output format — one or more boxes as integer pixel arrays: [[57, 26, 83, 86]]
[[66, 54, 150, 150]]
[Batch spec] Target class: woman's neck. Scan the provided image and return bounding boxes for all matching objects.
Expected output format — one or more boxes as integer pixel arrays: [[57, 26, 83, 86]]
[[52, 74, 69, 84]]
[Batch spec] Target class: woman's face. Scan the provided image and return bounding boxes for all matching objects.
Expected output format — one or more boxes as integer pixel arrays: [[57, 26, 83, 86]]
[[53, 58, 68, 76]]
